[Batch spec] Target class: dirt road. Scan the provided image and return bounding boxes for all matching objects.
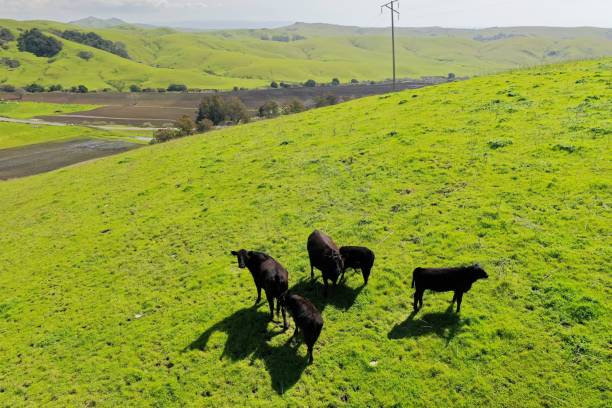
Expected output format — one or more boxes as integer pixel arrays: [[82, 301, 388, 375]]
[[0, 139, 141, 180]]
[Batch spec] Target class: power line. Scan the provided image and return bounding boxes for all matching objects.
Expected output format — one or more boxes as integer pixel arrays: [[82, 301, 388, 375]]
[[381, 1, 400, 91]]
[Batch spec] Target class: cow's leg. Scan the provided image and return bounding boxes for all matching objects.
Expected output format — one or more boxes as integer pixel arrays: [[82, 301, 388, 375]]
[[255, 286, 262, 305], [266, 293, 275, 321], [451, 291, 457, 304], [291, 325, 299, 340], [413, 288, 424, 311], [307, 345, 314, 364], [323, 278, 329, 297], [456, 292, 464, 313], [310, 258, 314, 280], [362, 267, 371, 285], [276, 297, 281, 316], [281, 306, 288, 331]]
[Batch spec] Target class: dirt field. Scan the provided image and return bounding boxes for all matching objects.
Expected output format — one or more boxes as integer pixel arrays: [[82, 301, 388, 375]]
[[0, 80, 446, 126], [0, 139, 140, 180]]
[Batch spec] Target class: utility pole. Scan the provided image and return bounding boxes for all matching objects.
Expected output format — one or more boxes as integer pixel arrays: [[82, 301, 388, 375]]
[[381, 0, 400, 91]]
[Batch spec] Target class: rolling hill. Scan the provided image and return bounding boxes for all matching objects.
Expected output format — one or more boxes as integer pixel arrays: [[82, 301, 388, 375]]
[[0, 18, 610, 91], [0, 58, 610, 406]]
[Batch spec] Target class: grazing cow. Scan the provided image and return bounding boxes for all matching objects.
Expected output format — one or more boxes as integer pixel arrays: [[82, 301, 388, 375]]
[[281, 293, 323, 364], [230, 249, 288, 329], [339, 246, 375, 285], [412, 264, 489, 313], [307, 230, 344, 295]]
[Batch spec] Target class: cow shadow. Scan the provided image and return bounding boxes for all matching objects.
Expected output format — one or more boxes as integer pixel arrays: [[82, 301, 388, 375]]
[[185, 306, 308, 395], [289, 277, 364, 312], [387, 307, 464, 344]]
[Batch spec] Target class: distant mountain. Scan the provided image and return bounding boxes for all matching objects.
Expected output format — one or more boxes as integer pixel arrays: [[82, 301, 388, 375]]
[[156, 20, 293, 31], [69, 17, 131, 29]]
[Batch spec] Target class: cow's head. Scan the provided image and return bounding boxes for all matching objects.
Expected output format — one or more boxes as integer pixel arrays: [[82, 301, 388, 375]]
[[230, 249, 249, 268], [330, 251, 344, 282], [471, 264, 488, 280]]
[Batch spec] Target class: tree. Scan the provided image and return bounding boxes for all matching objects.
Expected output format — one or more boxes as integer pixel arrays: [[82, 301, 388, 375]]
[[167, 84, 187, 92], [47, 84, 63, 92], [17, 29, 63, 57], [304, 79, 316, 88], [60, 30, 129, 59], [270, 81, 279, 89], [70, 85, 88, 93], [197, 95, 226, 125], [448, 73, 456, 80], [197, 118, 214, 132], [331, 78, 340, 86], [284, 99, 305, 114], [0, 27, 15, 42], [258, 101, 280, 118], [78, 51, 93, 60], [350, 79, 359, 84], [0, 84, 16, 92], [151, 128, 180, 144], [224, 97, 250, 124], [175, 115, 196, 136], [24, 83, 45, 93], [129, 84, 142, 92], [280, 82, 290, 88]]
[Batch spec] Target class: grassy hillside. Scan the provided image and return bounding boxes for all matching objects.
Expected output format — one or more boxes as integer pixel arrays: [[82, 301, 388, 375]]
[[0, 122, 151, 149], [0, 59, 610, 406], [0, 19, 610, 91], [0, 101, 98, 119]]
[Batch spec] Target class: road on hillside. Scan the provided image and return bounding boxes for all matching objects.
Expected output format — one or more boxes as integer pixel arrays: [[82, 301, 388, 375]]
[[0, 139, 141, 180]]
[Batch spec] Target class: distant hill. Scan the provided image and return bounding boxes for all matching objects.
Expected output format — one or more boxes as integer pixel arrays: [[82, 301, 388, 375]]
[[69, 17, 131, 29], [0, 19, 610, 91]]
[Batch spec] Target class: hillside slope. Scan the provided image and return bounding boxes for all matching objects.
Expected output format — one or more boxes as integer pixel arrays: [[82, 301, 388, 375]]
[[0, 59, 610, 406], [0, 19, 611, 90]]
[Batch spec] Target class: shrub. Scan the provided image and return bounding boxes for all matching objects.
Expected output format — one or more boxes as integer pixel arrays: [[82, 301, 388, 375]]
[[284, 99, 306, 114], [18, 29, 63, 57], [0, 27, 15, 42], [61, 30, 129, 59], [47, 84, 63, 92], [350, 79, 359, 84], [0, 84, 16, 92], [0, 57, 20, 69], [258, 101, 280, 118], [488, 139, 513, 149], [24, 83, 45, 93], [129, 84, 142, 93], [270, 81, 279, 89], [151, 128, 181, 144], [448, 73, 456, 80], [331, 78, 340, 86], [304, 79, 316, 88], [69, 85, 88, 93], [157, 88, 167, 93], [175, 115, 196, 136], [280, 82, 290, 88], [315, 94, 339, 108], [197, 118, 214, 132], [167, 84, 187, 92], [78, 51, 93, 60]]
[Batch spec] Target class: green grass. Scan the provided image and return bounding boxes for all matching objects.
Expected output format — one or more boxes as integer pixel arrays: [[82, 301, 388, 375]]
[[0, 19, 611, 90], [0, 101, 98, 119], [0, 58, 610, 407], [0, 122, 152, 149]]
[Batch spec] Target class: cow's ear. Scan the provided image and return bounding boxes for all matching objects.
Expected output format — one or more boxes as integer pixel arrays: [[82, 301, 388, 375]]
[[231, 251, 238, 256]]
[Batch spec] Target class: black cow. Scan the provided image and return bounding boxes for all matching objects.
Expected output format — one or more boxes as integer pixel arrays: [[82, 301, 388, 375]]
[[412, 264, 488, 313], [281, 293, 324, 364], [230, 249, 288, 329], [339, 246, 375, 285], [307, 230, 344, 295]]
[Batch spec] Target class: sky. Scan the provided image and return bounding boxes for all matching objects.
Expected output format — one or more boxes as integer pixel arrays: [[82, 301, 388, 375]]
[[1, 0, 611, 28]]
